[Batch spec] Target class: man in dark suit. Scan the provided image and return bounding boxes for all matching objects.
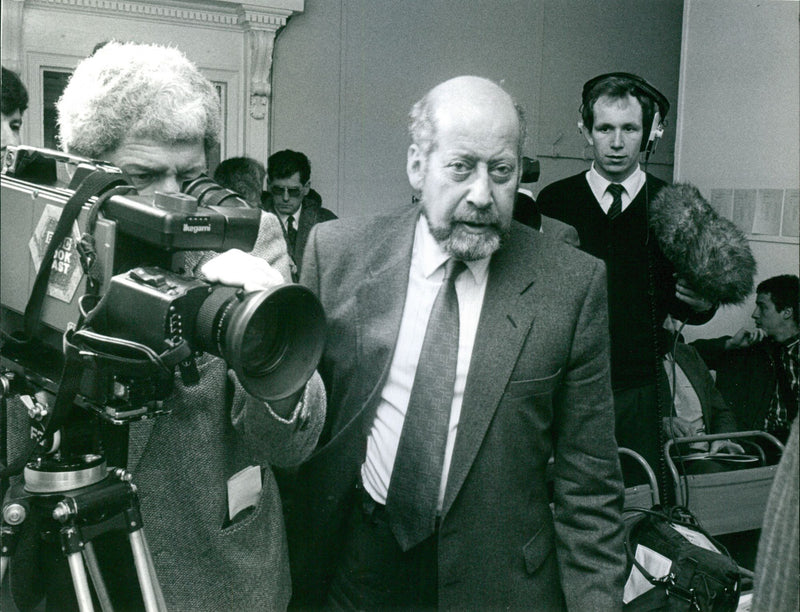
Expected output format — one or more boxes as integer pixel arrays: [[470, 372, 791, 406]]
[[285, 75, 626, 610], [537, 73, 716, 491], [260, 149, 337, 280]]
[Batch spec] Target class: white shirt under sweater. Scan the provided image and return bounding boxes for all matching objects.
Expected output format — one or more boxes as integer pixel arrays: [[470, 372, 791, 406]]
[[585, 163, 646, 214], [361, 215, 490, 511]]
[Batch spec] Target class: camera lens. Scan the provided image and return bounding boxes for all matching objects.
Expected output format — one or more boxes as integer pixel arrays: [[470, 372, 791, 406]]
[[194, 283, 325, 401], [182, 176, 247, 208]]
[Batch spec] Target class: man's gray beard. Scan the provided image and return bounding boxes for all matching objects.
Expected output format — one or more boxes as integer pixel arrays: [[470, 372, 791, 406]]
[[423, 209, 507, 261]]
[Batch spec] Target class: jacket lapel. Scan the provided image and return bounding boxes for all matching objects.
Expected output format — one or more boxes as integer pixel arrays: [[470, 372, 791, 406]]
[[295, 201, 314, 261], [673, 343, 712, 430], [442, 229, 542, 516], [351, 207, 419, 425]]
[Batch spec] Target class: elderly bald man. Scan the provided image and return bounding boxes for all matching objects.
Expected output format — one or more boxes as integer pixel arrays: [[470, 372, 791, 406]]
[[282, 75, 626, 611]]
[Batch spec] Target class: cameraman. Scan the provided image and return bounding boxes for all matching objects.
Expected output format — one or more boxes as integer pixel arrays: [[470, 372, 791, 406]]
[[5, 41, 324, 611]]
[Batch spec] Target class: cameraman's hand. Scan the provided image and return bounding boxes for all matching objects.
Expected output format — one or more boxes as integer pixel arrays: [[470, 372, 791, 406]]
[[202, 249, 285, 292], [674, 276, 714, 313], [725, 327, 765, 350]]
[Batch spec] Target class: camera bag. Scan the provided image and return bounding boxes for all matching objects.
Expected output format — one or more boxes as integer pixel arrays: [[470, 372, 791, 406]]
[[623, 506, 741, 612]]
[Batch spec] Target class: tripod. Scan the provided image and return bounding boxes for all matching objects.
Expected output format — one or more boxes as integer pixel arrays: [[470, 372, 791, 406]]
[[1, 457, 166, 612]]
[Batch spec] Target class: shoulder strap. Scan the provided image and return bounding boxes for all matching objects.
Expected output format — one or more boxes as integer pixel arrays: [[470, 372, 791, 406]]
[[22, 170, 126, 341]]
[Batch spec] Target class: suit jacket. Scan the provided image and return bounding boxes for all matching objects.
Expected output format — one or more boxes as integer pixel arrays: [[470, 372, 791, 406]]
[[287, 204, 626, 611], [261, 189, 337, 278], [514, 190, 580, 247], [540, 214, 580, 246], [664, 341, 738, 436]]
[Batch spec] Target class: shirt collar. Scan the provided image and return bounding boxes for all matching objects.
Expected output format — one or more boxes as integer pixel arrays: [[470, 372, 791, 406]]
[[782, 334, 800, 350], [586, 163, 646, 201], [278, 206, 301, 227], [415, 215, 491, 285]]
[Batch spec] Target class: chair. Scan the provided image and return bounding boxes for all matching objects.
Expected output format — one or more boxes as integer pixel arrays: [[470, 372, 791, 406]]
[[664, 430, 784, 536], [619, 447, 660, 510]]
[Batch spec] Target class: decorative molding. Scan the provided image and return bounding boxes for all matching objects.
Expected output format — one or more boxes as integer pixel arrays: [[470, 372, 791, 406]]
[[247, 29, 276, 120], [25, 0, 295, 31], [18, 0, 301, 123], [1, 0, 27, 72]]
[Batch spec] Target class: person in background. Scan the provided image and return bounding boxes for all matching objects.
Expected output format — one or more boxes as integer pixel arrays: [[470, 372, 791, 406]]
[[5, 41, 324, 611], [660, 316, 744, 475], [210, 155, 293, 279], [693, 274, 799, 445], [261, 149, 337, 280], [1, 66, 28, 157], [512, 156, 579, 246], [537, 72, 716, 492], [285, 75, 625, 610], [213, 155, 266, 208]]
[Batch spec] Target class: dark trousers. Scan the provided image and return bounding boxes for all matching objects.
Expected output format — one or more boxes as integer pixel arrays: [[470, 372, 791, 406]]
[[328, 485, 439, 610], [614, 384, 662, 486]]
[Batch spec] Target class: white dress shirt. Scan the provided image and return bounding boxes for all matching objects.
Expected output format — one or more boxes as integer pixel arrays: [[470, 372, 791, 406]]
[[585, 163, 646, 214], [277, 207, 301, 231], [361, 215, 490, 510]]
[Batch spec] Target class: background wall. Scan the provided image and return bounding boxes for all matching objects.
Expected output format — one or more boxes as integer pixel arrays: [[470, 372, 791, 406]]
[[1, 0, 303, 169], [674, 0, 800, 342], [270, 0, 684, 217]]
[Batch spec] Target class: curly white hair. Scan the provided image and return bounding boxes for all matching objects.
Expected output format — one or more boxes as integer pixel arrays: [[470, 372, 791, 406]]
[[57, 41, 220, 159]]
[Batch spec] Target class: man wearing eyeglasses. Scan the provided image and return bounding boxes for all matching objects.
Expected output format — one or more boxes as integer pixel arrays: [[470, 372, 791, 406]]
[[261, 149, 337, 280]]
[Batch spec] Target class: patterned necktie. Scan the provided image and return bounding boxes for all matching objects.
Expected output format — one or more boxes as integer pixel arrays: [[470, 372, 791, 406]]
[[286, 215, 297, 252], [386, 258, 466, 551], [607, 183, 624, 221]]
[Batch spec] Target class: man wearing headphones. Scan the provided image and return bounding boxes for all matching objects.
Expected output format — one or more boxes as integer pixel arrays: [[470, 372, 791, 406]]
[[537, 73, 716, 494]]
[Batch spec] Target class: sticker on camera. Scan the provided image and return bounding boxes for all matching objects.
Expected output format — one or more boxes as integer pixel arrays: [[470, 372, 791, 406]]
[[29, 203, 84, 303]]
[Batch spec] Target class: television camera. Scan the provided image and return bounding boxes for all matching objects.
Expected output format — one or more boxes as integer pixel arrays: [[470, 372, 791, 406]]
[[0, 146, 325, 609]]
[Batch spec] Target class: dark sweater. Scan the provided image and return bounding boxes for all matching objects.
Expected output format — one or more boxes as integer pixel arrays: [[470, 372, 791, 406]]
[[538, 172, 714, 390]]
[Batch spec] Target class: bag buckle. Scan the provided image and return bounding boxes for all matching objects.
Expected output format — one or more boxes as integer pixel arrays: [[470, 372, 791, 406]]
[[660, 572, 700, 611]]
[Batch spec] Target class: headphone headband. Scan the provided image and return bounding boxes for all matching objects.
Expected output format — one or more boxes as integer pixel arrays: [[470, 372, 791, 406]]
[[581, 72, 670, 120]]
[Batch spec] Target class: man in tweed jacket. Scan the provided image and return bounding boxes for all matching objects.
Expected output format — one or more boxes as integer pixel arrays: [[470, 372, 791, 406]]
[[4, 41, 324, 611]]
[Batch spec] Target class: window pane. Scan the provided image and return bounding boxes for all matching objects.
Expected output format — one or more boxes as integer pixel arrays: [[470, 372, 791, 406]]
[[42, 70, 72, 150]]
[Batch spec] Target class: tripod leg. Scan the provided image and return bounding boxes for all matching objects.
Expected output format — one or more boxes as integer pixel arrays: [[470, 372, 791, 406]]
[[82, 542, 113, 612], [140, 529, 167, 611], [129, 528, 164, 612], [65, 549, 95, 612]]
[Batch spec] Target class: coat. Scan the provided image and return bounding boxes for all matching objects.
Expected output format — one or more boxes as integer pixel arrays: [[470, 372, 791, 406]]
[[285, 204, 626, 611], [4, 212, 323, 611], [261, 189, 337, 278]]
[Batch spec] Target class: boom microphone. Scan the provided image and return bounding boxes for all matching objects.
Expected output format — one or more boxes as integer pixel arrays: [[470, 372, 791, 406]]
[[650, 182, 756, 305]]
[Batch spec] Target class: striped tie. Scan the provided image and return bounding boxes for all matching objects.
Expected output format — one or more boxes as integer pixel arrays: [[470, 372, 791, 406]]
[[607, 183, 624, 221]]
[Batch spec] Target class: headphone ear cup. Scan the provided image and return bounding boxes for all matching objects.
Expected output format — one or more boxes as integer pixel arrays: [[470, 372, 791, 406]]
[[642, 110, 664, 155]]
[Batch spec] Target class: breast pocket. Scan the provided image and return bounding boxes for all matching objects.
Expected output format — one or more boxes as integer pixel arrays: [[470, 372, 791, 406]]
[[505, 369, 562, 400]]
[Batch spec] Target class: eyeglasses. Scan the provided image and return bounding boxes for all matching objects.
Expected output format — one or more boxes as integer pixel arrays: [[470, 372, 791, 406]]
[[270, 184, 304, 197]]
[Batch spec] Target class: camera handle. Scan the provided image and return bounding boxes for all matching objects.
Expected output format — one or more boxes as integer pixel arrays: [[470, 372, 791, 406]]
[[1, 469, 166, 612]]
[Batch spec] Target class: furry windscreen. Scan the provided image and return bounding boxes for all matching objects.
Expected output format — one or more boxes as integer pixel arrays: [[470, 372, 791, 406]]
[[651, 183, 756, 305]]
